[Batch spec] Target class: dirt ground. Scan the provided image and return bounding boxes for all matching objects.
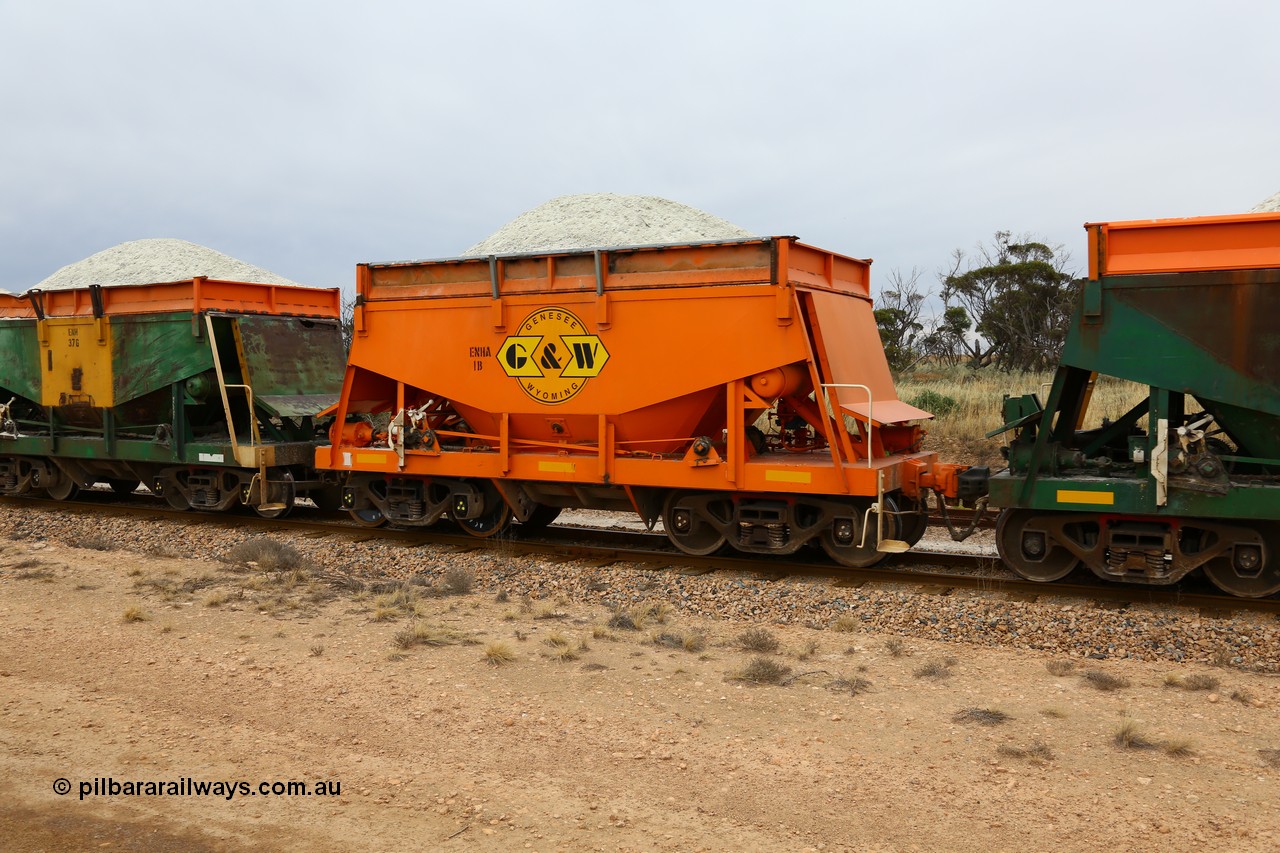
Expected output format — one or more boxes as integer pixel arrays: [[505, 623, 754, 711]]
[[2, 537, 1279, 853]]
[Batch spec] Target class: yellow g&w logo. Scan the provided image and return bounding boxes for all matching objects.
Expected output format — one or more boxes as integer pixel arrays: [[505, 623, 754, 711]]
[[496, 307, 609, 404]]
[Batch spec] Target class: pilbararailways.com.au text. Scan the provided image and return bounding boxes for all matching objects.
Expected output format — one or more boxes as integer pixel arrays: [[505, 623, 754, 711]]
[[58, 777, 341, 801]]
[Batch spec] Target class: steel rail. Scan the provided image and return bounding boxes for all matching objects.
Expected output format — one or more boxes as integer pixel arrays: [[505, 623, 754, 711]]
[[3, 495, 1278, 616]]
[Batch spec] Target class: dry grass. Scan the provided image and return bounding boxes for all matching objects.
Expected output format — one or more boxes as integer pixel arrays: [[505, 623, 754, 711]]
[[830, 675, 873, 696], [226, 538, 303, 571], [884, 637, 907, 658], [607, 611, 638, 631], [737, 627, 780, 654], [913, 659, 954, 680], [75, 535, 116, 552], [440, 565, 475, 595], [204, 591, 230, 607], [1163, 673, 1220, 692], [626, 601, 672, 629], [953, 708, 1010, 726], [997, 741, 1054, 763], [1045, 659, 1077, 677], [1163, 738, 1195, 758], [1259, 749, 1280, 769], [13, 565, 55, 581], [653, 631, 706, 652], [484, 641, 517, 666], [541, 632, 578, 662], [896, 367, 1147, 463], [831, 615, 859, 633], [392, 622, 456, 650], [1040, 706, 1069, 719], [1082, 669, 1130, 692], [121, 605, 147, 623], [1113, 717, 1157, 750], [795, 639, 820, 661], [308, 645, 325, 657], [734, 656, 792, 685], [1231, 689, 1255, 705]]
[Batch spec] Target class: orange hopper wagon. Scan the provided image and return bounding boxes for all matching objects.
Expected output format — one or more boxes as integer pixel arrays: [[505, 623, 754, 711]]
[[318, 237, 977, 566]]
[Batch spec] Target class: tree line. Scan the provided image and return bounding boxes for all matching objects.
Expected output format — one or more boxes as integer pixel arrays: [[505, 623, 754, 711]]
[[874, 231, 1078, 373]]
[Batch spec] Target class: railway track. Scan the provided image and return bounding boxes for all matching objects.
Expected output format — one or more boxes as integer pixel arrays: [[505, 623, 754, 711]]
[[4, 493, 1278, 617]]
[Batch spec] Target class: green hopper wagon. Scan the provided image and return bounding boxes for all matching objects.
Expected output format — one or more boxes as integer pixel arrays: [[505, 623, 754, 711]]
[[990, 212, 1280, 597], [0, 278, 345, 516]]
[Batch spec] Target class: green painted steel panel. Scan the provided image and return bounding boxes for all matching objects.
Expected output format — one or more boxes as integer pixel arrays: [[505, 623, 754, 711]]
[[989, 471, 1280, 520], [1063, 269, 1280, 417], [235, 315, 344, 416], [111, 314, 214, 405], [0, 319, 41, 403], [1061, 267, 1280, 459]]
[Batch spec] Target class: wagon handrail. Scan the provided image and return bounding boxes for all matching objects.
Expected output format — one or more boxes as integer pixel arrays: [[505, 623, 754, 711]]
[[819, 383, 873, 468]]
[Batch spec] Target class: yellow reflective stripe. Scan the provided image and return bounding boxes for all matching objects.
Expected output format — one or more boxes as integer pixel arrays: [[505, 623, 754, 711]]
[[355, 452, 389, 465], [765, 469, 812, 484], [1056, 489, 1115, 506], [539, 460, 576, 473]]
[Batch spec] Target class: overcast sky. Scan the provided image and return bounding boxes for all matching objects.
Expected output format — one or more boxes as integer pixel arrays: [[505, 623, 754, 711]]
[[2, 0, 1276, 304]]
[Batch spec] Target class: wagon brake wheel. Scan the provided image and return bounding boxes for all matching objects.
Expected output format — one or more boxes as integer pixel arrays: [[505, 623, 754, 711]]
[[995, 509, 1080, 582], [1201, 524, 1280, 598]]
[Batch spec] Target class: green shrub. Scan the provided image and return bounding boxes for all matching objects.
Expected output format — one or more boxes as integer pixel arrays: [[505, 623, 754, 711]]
[[907, 389, 959, 418]]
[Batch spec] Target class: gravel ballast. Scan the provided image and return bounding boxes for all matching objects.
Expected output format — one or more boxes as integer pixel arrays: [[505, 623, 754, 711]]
[[2, 505, 1276, 671], [465, 193, 757, 255], [1252, 190, 1280, 213], [29, 238, 303, 291]]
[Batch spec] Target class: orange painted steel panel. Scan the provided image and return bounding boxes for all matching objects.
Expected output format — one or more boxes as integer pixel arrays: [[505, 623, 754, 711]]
[[27, 279, 341, 319], [1086, 212, 1280, 278], [0, 292, 32, 318]]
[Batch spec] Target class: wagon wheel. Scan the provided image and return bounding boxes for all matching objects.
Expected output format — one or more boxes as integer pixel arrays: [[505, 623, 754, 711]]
[[662, 492, 728, 557], [451, 500, 513, 538], [164, 486, 192, 511], [253, 469, 295, 519], [820, 498, 898, 568], [46, 476, 80, 501], [1201, 524, 1280, 598], [518, 504, 562, 531], [348, 507, 387, 527], [450, 482, 513, 538], [895, 496, 929, 547], [995, 509, 1080, 582], [108, 479, 141, 496]]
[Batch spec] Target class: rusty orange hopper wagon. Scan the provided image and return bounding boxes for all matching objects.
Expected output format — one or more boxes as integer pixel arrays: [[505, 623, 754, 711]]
[[318, 237, 978, 566]]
